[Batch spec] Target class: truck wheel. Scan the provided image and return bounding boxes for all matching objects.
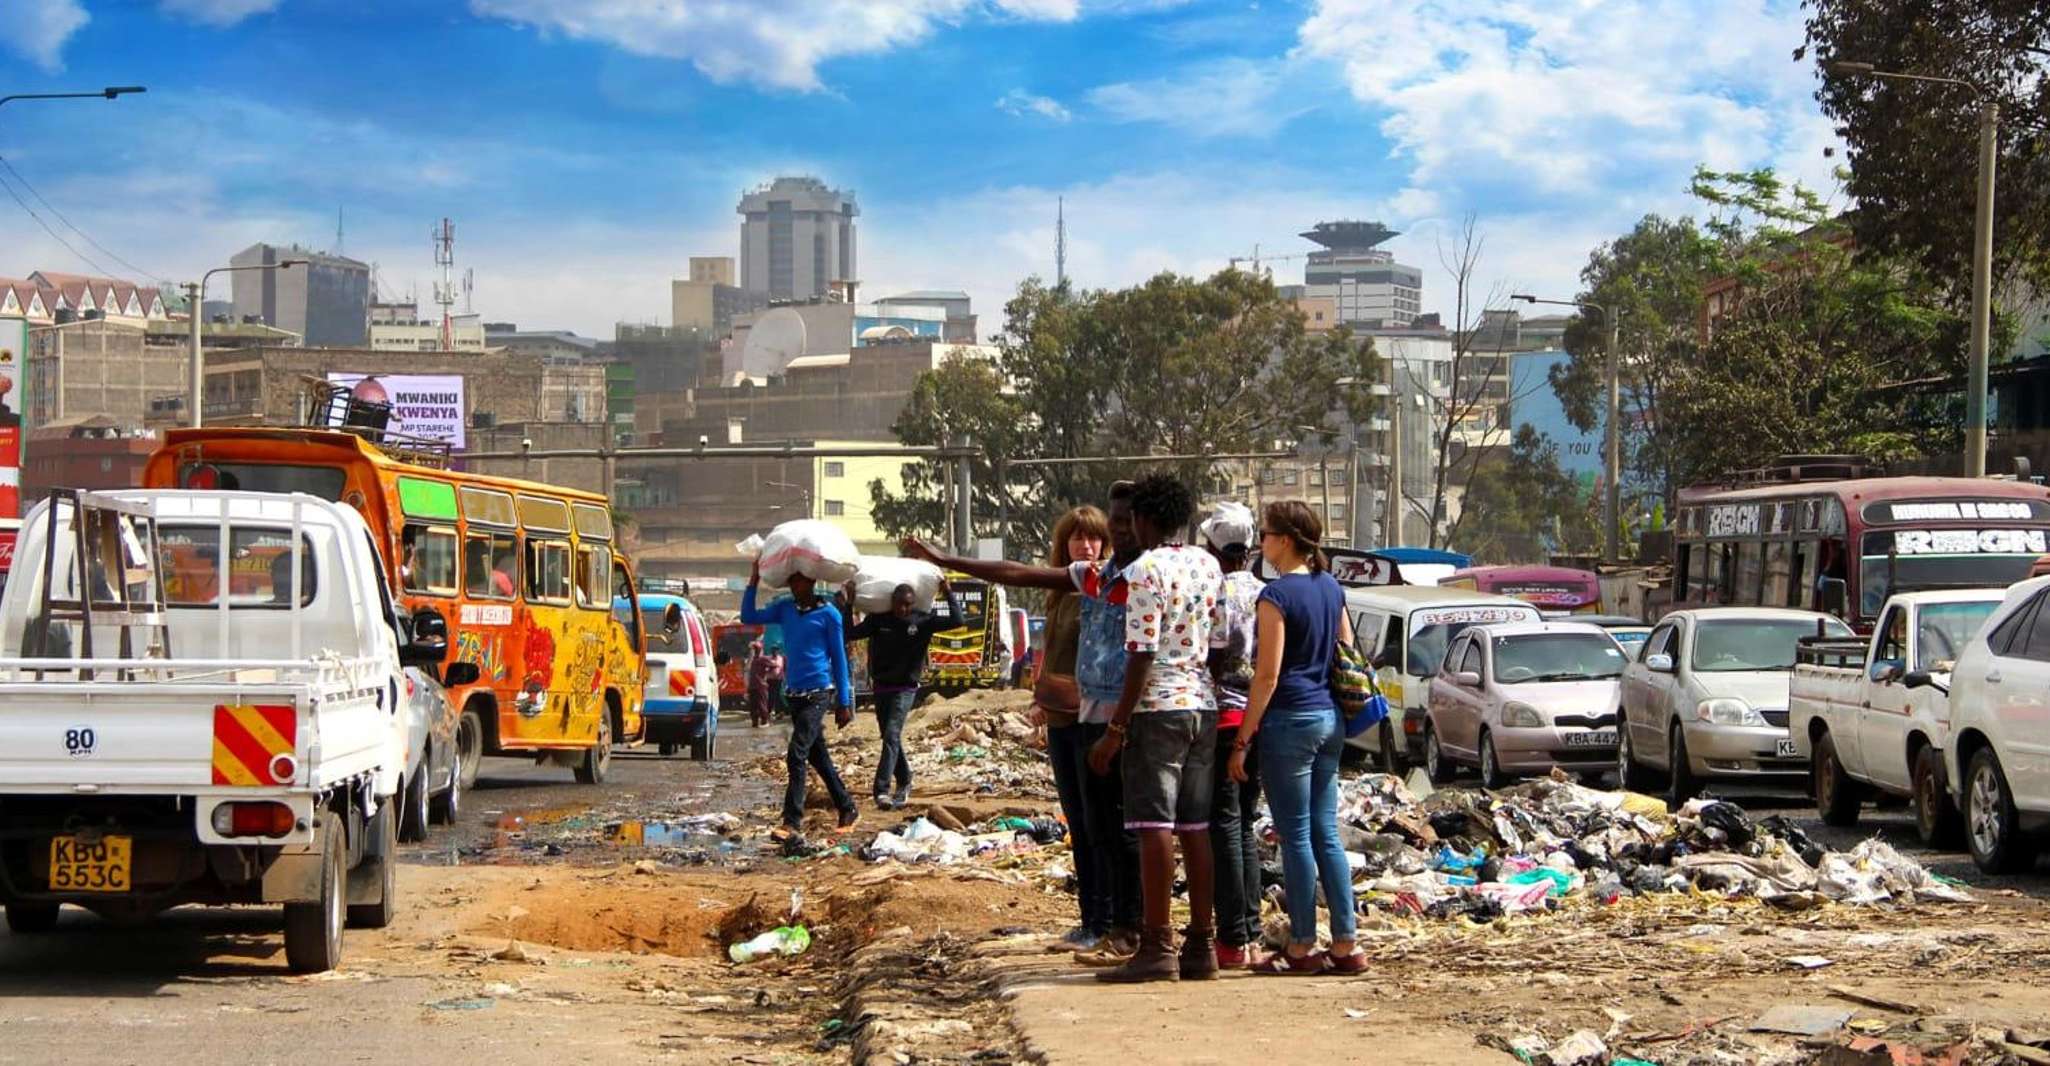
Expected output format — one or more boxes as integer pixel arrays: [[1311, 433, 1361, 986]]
[[658, 742, 677, 757], [4, 903, 60, 934], [429, 754, 462, 826], [397, 765, 430, 844], [284, 819, 346, 973], [574, 710, 612, 785], [1814, 731, 1864, 827], [1478, 730, 1510, 790], [456, 708, 484, 794], [1423, 722, 1455, 785], [1665, 724, 1700, 808], [1377, 717, 1405, 774], [1617, 724, 1662, 793], [347, 800, 398, 930], [1967, 747, 2038, 874], [1914, 746, 1964, 849]]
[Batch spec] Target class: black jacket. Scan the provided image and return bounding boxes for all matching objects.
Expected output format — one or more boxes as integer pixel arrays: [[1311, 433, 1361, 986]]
[[846, 594, 963, 689]]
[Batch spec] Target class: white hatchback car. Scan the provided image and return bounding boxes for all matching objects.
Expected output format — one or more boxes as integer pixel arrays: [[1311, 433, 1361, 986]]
[[1941, 575, 2050, 873]]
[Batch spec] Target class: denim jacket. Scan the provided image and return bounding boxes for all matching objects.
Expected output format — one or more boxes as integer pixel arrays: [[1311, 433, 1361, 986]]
[[1072, 558, 1131, 704]]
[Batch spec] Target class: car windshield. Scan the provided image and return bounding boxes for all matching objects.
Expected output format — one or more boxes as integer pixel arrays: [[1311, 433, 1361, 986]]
[[1492, 633, 1627, 683], [1916, 601, 1997, 670], [1692, 617, 1850, 672]]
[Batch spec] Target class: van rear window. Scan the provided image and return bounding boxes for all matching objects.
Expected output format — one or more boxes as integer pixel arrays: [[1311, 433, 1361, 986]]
[[180, 463, 346, 499]]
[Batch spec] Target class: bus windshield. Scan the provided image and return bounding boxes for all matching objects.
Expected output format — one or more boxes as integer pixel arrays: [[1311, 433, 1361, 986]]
[[946, 580, 990, 631], [1859, 547, 2039, 618]]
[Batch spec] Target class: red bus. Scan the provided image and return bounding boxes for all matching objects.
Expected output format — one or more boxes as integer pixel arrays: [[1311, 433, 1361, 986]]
[[1673, 466, 2050, 631], [1441, 565, 1601, 615]]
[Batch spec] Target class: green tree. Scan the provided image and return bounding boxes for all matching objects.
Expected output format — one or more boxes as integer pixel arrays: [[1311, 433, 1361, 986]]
[[1803, 0, 2050, 303], [1458, 425, 1599, 563], [874, 272, 1377, 561]]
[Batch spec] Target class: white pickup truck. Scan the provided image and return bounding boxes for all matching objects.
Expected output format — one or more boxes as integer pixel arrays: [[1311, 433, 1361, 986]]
[[1788, 589, 2005, 846], [0, 489, 457, 972]]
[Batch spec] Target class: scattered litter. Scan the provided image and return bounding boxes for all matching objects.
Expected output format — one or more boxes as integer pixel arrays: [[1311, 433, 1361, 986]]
[[1750, 1004, 1853, 1036], [1547, 1030, 1608, 1066], [1785, 955, 1835, 970], [1343, 1008, 1370, 1020], [729, 925, 812, 964], [427, 997, 496, 1012]]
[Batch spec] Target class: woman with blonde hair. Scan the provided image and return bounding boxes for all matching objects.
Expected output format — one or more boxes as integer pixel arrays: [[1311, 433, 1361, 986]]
[[1033, 505, 1128, 949]]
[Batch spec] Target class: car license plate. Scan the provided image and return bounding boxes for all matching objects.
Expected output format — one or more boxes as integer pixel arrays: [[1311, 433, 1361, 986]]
[[48, 835, 131, 893], [1775, 738, 1800, 758], [1565, 731, 1617, 748]]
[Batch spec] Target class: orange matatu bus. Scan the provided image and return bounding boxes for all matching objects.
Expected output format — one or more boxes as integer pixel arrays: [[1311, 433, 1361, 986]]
[[142, 427, 647, 787]]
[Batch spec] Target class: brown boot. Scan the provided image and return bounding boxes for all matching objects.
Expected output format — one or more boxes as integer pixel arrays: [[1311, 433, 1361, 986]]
[[1097, 926, 1178, 984], [1179, 926, 1219, 981]]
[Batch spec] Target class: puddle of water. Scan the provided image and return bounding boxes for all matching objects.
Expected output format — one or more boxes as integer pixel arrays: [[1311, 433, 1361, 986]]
[[604, 820, 736, 850]]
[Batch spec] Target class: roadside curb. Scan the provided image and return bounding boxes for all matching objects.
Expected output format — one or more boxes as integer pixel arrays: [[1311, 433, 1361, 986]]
[[836, 926, 1059, 1064]]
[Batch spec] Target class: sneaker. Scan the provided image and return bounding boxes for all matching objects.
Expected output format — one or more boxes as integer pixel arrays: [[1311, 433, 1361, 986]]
[[1059, 927, 1102, 952], [1075, 929, 1138, 966], [872, 795, 896, 812], [890, 785, 911, 809], [836, 808, 861, 831], [1215, 944, 1249, 971]]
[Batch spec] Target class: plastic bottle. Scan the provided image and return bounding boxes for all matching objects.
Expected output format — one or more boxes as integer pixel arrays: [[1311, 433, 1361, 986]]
[[728, 924, 812, 963]]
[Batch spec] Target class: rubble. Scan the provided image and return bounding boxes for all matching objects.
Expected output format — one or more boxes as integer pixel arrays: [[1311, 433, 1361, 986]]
[[1329, 771, 1971, 922]]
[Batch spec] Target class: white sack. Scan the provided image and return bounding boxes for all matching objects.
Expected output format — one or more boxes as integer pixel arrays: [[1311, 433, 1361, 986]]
[[751, 520, 861, 587], [851, 556, 945, 612]]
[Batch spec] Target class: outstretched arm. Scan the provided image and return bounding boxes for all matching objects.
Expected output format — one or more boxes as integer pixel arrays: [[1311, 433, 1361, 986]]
[[901, 538, 1074, 592]]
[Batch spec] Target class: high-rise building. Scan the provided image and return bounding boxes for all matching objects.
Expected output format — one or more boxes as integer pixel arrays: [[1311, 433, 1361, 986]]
[[1301, 221, 1422, 328], [672, 255, 765, 335], [737, 177, 858, 301], [228, 243, 370, 347]]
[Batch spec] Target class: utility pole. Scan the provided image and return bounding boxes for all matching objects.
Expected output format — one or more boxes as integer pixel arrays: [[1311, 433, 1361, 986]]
[[953, 435, 974, 555], [1968, 101, 1998, 477], [1386, 387, 1403, 548], [1605, 311, 1622, 563], [188, 260, 303, 427]]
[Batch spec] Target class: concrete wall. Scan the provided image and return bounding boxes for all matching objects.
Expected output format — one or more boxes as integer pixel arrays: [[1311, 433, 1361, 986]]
[[26, 321, 192, 427]]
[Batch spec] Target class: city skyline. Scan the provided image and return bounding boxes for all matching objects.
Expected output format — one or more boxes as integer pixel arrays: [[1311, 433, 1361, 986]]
[[1, 0, 1839, 340]]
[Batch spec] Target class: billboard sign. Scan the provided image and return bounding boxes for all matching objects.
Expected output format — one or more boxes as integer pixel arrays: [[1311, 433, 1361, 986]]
[[325, 373, 466, 449]]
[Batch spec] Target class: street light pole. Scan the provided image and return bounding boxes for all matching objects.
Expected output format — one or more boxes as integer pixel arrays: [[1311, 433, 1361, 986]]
[[1827, 61, 1999, 477], [188, 260, 303, 427], [0, 86, 146, 110], [1516, 295, 1623, 563]]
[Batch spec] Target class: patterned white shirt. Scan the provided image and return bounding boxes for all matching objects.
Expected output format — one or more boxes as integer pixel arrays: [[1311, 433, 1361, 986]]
[[1122, 544, 1225, 713]]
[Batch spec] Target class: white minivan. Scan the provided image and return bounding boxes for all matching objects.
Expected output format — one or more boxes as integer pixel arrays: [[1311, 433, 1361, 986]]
[[1940, 575, 2050, 873], [1345, 585, 1543, 766]]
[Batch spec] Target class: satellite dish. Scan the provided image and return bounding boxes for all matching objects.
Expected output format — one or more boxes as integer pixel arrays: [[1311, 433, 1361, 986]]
[[741, 307, 808, 378]]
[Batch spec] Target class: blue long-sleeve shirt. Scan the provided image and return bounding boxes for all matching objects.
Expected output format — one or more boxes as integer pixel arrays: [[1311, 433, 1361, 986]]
[[741, 584, 852, 708]]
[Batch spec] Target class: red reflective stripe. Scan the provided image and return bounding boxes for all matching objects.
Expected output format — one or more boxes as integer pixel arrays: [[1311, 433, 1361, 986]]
[[213, 709, 281, 786]]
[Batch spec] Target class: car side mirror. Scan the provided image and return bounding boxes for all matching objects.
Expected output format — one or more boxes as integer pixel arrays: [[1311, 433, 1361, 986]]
[[442, 660, 481, 688], [1901, 669, 1935, 690], [663, 602, 683, 634], [1453, 670, 1482, 688], [402, 607, 448, 666], [1646, 653, 1675, 673]]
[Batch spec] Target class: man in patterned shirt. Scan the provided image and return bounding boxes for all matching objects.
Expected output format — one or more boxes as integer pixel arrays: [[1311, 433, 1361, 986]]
[[1086, 473, 1226, 983]]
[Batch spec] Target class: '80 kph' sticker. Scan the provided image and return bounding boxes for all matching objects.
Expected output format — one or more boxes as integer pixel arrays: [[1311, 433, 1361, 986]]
[[64, 726, 96, 758]]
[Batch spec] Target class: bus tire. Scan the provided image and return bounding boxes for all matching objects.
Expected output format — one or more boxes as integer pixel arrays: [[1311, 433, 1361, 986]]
[[575, 708, 612, 785]]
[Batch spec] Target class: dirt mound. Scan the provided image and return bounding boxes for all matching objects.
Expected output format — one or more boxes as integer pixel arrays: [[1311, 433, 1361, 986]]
[[484, 878, 757, 958]]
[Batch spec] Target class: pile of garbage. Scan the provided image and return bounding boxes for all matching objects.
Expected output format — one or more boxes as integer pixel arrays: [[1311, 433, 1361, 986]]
[[1326, 773, 1969, 922], [862, 814, 1067, 866], [905, 702, 1054, 797]]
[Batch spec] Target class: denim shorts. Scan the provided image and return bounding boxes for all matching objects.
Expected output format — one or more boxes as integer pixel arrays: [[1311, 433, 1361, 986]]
[[1121, 709, 1217, 832]]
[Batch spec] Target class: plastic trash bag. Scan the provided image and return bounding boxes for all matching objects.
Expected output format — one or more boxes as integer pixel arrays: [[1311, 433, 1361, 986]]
[[750, 520, 861, 587], [850, 555, 945, 612]]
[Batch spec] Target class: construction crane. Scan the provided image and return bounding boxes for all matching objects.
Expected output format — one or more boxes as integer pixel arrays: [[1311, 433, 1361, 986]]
[[1225, 243, 1307, 279]]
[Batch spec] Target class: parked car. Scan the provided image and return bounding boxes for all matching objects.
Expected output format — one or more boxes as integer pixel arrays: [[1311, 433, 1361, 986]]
[[1345, 585, 1544, 767], [1424, 621, 1629, 788], [1788, 590, 2003, 846], [1937, 576, 2050, 872], [635, 592, 719, 759], [1619, 607, 1853, 805], [1583, 614, 1654, 651]]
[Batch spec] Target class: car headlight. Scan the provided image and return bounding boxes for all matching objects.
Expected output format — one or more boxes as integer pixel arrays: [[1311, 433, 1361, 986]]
[[1697, 697, 1765, 727], [1500, 701, 1545, 728]]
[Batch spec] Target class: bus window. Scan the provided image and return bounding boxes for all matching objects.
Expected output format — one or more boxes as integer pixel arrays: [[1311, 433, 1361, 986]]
[[1763, 541, 1789, 606], [525, 539, 571, 604], [574, 545, 607, 609], [1735, 541, 1763, 605], [402, 523, 458, 596], [1674, 544, 1692, 598], [466, 532, 517, 600], [1788, 541, 1812, 608]]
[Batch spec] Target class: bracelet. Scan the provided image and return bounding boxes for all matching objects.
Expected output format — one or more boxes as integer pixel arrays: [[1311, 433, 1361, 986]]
[[1105, 722, 1127, 737]]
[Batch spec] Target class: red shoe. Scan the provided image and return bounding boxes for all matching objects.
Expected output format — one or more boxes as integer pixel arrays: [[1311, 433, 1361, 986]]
[[1215, 944, 1249, 971]]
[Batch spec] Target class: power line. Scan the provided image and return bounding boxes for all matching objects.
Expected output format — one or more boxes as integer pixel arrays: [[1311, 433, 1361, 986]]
[[0, 166, 129, 282], [0, 153, 162, 284]]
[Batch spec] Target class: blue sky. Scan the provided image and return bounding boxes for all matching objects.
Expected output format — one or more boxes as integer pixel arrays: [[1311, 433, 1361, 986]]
[[0, 0, 1840, 338]]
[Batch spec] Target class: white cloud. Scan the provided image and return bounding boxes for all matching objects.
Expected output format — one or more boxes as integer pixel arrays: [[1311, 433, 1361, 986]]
[[1087, 58, 1309, 138], [1298, 0, 1836, 204], [0, 0, 89, 72], [996, 89, 1071, 123], [158, 0, 282, 26], [471, 0, 1101, 92]]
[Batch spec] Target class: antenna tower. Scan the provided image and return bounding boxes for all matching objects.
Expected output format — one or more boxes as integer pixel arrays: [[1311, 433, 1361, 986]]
[[1055, 197, 1067, 288], [463, 268, 475, 314], [431, 217, 456, 350]]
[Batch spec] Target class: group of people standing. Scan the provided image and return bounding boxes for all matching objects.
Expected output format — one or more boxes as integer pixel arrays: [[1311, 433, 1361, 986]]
[[909, 474, 1364, 982]]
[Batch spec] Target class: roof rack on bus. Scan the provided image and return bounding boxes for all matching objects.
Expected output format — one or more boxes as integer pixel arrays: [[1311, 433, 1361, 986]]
[[1717, 454, 1882, 488], [297, 377, 453, 470]]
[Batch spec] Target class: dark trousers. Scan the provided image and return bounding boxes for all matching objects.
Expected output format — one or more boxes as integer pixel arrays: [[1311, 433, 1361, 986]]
[[782, 689, 855, 829], [872, 689, 916, 799], [1071, 721, 1141, 933], [1047, 722, 1105, 932], [1209, 730, 1262, 947]]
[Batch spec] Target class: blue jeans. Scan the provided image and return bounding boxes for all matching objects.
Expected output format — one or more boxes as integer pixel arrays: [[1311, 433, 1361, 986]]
[[873, 690, 916, 799], [782, 690, 855, 829], [1258, 705, 1355, 945]]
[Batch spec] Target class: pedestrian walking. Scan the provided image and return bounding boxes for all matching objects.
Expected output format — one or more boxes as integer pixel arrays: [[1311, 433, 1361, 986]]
[[746, 641, 780, 727], [1227, 501, 1366, 975], [1199, 502, 1263, 970], [742, 560, 859, 841], [1030, 505, 1111, 950], [1084, 474, 1226, 983], [903, 483, 1144, 962], [845, 577, 963, 810]]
